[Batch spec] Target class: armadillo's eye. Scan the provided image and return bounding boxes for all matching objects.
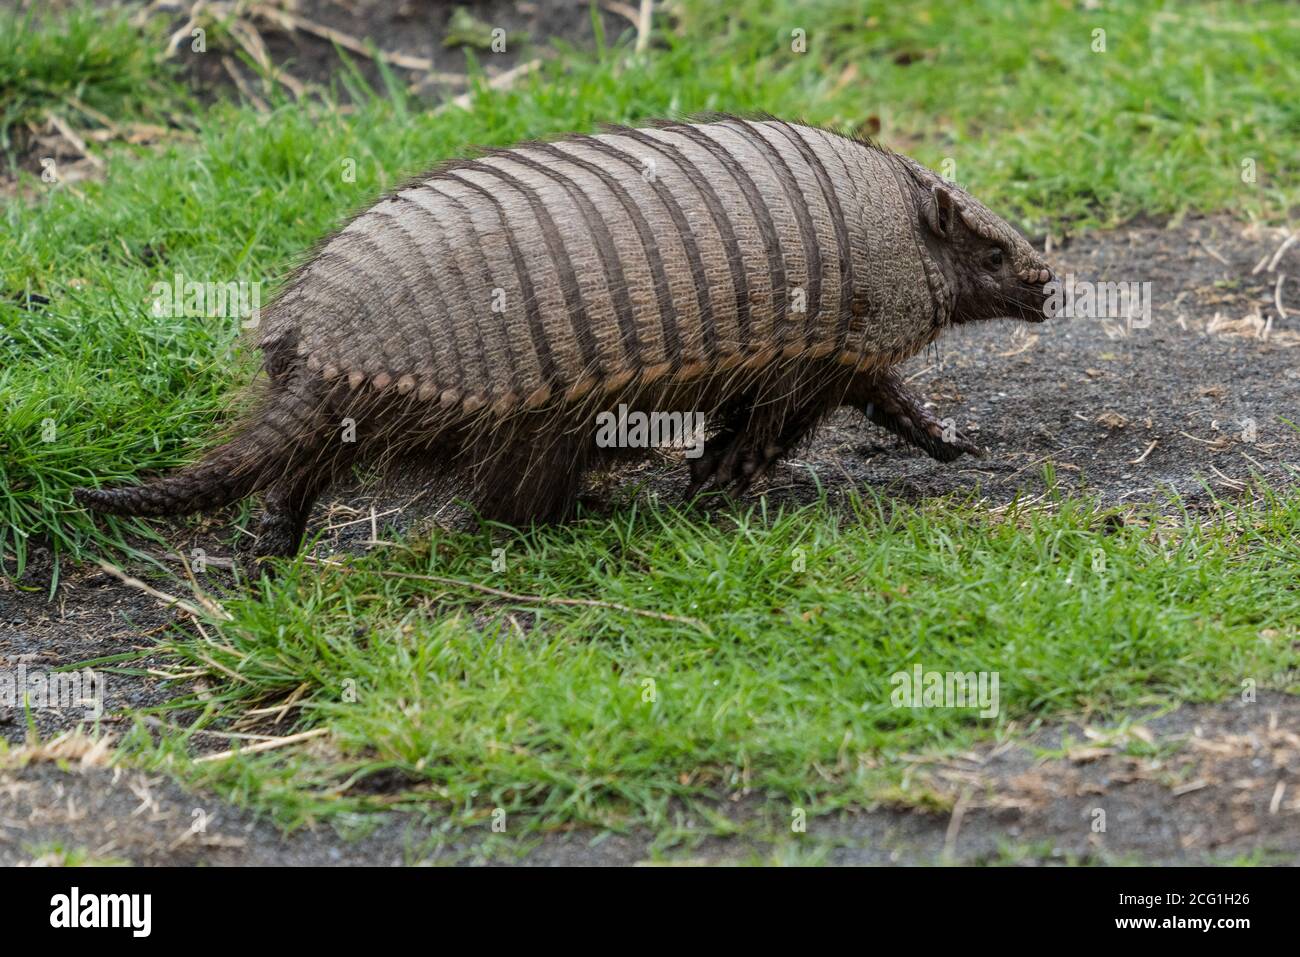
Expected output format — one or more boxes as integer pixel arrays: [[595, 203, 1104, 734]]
[[983, 248, 1004, 271]]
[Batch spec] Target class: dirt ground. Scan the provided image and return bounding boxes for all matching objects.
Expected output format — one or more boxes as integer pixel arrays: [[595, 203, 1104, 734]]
[[2, 0, 634, 188], [3, 694, 1295, 865], [170, 0, 630, 106], [3, 213, 1298, 865]]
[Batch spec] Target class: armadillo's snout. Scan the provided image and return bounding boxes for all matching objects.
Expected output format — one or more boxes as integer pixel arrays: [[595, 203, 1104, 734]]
[[1039, 266, 1061, 321], [1010, 265, 1057, 323]]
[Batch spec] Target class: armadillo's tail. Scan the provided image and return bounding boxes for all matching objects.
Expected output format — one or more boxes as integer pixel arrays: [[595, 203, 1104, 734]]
[[73, 438, 265, 517], [74, 375, 323, 518]]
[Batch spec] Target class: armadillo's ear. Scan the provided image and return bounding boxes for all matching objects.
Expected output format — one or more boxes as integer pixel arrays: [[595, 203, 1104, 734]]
[[924, 185, 956, 240]]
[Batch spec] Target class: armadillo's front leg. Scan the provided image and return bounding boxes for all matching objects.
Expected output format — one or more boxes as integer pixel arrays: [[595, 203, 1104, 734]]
[[686, 414, 746, 497], [848, 370, 983, 463]]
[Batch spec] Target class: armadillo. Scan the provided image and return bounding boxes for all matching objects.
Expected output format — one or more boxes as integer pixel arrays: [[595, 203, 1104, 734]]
[[75, 115, 1056, 558]]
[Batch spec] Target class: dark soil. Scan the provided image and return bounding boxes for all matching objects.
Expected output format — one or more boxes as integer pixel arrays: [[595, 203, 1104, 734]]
[[167, 0, 632, 106], [2, 0, 634, 188], [3, 213, 1298, 865], [3, 693, 1296, 865], [801, 215, 1300, 511]]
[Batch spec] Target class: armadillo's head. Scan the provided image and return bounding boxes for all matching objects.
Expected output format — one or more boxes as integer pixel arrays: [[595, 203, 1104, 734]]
[[901, 158, 1056, 326]]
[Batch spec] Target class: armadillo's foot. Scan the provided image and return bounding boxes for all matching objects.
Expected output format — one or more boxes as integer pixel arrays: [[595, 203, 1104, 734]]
[[686, 405, 825, 499], [249, 511, 309, 562], [852, 371, 984, 463], [685, 434, 744, 498], [727, 440, 793, 497], [242, 468, 325, 568]]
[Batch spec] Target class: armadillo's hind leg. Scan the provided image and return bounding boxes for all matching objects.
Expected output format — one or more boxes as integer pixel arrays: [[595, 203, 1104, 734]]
[[470, 427, 591, 527], [847, 369, 983, 463], [687, 397, 829, 498], [250, 466, 328, 561], [247, 410, 362, 561], [242, 365, 359, 562]]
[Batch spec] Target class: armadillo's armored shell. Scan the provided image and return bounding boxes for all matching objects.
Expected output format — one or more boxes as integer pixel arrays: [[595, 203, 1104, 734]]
[[262, 119, 944, 416]]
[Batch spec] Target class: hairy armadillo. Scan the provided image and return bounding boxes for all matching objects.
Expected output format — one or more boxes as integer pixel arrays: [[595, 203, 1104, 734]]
[[75, 115, 1056, 557]]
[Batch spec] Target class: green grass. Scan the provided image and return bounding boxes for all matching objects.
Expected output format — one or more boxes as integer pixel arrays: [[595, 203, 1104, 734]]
[[22, 842, 131, 867], [0, 3, 184, 160], [684, 0, 1300, 223], [3, 1, 1300, 850], [115, 485, 1299, 837]]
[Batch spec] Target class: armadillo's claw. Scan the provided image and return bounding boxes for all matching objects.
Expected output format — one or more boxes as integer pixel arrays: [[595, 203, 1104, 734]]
[[686, 417, 820, 500], [947, 432, 986, 460], [685, 437, 748, 499]]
